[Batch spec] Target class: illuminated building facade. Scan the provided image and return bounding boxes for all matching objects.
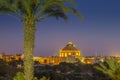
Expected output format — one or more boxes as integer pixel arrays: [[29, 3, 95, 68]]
[[0, 53, 23, 62], [33, 56, 62, 65], [59, 42, 80, 57], [38, 56, 62, 65]]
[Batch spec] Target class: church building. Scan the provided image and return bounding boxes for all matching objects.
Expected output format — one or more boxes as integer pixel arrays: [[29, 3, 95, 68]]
[[59, 42, 80, 57]]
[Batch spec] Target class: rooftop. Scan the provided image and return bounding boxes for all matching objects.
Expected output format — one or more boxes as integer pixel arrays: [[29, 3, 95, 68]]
[[62, 42, 78, 50]]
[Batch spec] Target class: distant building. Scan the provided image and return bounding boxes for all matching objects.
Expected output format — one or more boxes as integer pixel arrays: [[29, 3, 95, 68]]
[[59, 42, 80, 57], [0, 53, 23, 62], [38, 56, 62, 65]]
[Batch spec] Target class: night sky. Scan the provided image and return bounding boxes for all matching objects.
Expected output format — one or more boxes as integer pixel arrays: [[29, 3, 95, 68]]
[[0, 0, 120, 56]]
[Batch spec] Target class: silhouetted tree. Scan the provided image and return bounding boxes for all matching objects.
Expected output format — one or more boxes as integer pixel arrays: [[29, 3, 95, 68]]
[[0, 0, 81, 80]]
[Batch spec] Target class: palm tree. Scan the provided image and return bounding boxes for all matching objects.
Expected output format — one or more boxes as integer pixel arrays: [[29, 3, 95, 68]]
[[94, 57, 120, 80], [0, 0, 82, 80]]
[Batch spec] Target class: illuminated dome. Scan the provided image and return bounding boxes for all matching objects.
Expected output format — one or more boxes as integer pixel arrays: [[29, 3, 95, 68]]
[[59, 42, 80, 57], [62, 42, 78, 50]]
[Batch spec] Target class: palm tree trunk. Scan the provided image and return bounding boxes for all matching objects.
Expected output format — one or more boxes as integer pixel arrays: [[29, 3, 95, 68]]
[[23, 17, 36, 80]]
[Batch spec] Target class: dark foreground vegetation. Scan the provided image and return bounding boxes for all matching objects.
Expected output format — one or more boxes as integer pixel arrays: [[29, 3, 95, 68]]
[[0, 59, 23, 80], [34, 62, 110, 80], [0, 59, 112, 80]]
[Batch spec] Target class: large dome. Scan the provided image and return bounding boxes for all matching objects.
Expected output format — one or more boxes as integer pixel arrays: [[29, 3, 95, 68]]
[[62, 42, 78, 50]]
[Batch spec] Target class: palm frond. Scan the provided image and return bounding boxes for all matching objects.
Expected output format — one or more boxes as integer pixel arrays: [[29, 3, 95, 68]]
[[94, 58, 120, 79], [0, 0, 82, 22], [0, 0, 17, 13], [35, 0, 82, 21], [40, 7, 68, 22]]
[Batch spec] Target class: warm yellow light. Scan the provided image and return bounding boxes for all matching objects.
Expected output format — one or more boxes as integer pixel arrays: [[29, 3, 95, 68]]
[[69, 53, 71, 55], [65, 53, 67, 57]]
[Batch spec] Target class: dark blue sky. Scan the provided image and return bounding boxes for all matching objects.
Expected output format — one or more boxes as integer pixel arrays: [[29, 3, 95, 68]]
[[0, 0, 120, 56]]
